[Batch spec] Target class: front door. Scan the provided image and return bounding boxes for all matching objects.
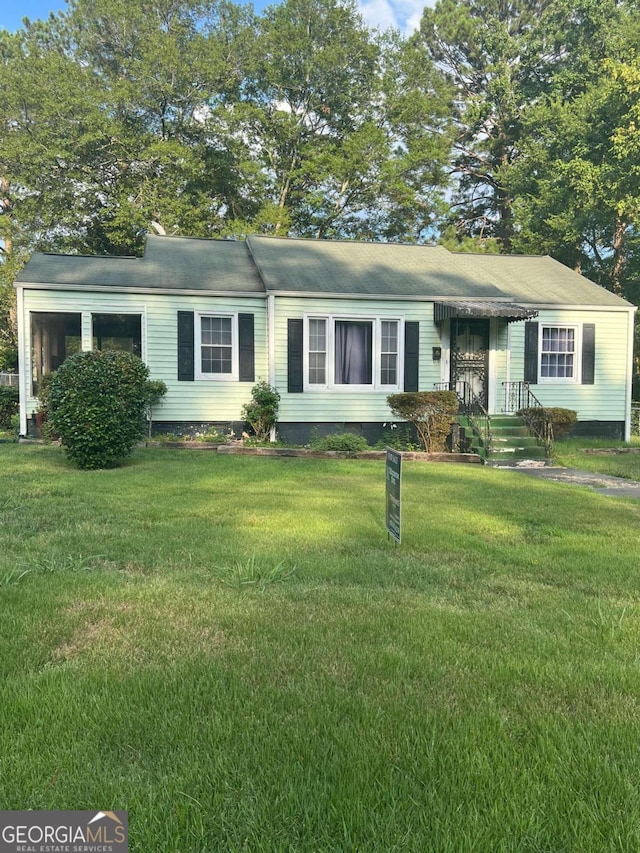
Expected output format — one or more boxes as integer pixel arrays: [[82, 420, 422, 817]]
[[450, 318, 489, 409]]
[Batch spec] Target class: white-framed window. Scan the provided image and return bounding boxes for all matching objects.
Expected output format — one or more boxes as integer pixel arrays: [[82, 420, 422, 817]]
[[308, 318, 327, 385], [380, 320, 399, 386], [196, 313, 238, 380], [92, 313, 142, 357], [304, 315, 402, 390], [540, 325, 577, 381]]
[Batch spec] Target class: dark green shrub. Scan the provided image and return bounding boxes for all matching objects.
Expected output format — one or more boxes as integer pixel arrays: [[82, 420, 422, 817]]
[[143, 379, 168, 438], [241, 380, 280, 442], [387, 391, 459, 452], [518, 407, 577, 440], [0, 385, 18, 429], [309, 433, 370, 453], [35, 372, 58, 440], [375, 423, 421, 451], [48, 350, 149, 469]]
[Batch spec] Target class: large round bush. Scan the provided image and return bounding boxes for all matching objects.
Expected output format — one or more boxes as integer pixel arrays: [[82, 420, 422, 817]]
[[48, 350, 149, 469]]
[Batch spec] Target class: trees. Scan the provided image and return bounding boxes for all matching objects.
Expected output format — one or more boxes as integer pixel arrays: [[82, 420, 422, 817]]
[[0, 0, 453, 252], [239, 0, 381, 237], [410, 0, 640, 299], [1, 0, 640, 304], [236, 0, 452, 240], [414, 0, 548, 250], [507, 3, 640, 298]]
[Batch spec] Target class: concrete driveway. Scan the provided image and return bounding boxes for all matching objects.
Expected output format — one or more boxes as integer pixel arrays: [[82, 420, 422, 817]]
[[504, 464, 640, 500]]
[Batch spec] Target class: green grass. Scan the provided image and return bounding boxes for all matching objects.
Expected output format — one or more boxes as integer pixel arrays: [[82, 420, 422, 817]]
[[2, 444, 640, 851], [553, 435, 640, 480]]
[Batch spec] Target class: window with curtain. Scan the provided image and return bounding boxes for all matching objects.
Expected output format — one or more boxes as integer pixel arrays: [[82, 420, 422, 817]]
[[335, 320, 373, 384], [306, 316, 400, 389]]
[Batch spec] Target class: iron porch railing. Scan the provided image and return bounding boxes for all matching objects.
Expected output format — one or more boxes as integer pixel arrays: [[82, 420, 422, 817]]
[[435, 380, 492, 456], [502, 381, 553, 454]]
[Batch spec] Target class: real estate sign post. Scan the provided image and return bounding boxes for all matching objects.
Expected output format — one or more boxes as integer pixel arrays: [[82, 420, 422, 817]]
[[385, 448, 402, 544]]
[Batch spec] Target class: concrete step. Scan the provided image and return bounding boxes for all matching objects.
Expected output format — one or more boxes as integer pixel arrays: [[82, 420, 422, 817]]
[[491, 436, 542, 448], [458, 414, 551, 464], [490, 426, 531, 437]]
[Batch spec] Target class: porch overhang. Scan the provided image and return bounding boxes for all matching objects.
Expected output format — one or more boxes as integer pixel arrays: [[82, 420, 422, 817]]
[[433, 300, 538, 324]]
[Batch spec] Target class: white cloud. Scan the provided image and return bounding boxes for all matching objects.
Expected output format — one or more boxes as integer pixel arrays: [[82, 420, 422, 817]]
[[358, 0, 431, 34]]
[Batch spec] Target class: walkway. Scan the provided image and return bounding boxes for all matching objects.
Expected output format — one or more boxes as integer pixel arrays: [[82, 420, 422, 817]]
[[505, 463, 640, 500]]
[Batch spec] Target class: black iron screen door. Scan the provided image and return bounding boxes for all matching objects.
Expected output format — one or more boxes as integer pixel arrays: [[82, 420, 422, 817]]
[[450, 318, 490, 409]]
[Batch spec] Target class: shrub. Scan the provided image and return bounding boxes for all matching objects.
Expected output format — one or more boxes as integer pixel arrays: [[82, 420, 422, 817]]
[[0, 385, 18, 429], [48, 350, 149, 469], [387, 391, 459, 452], [517, 407, 577, 440], [375, 423, 421, 452], [309, 433, 370, 453], [143, 379, 168, 438], [241, 380, 280, 442], [35, 372, 58, 440]]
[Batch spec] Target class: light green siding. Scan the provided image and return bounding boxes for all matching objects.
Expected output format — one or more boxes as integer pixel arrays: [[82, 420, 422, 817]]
[[20, 288, 267, 422], [273, 295, 444, 424], [492, 319, 511, 411], [18, 286, 634, 432], [508, 309, 631, 421]]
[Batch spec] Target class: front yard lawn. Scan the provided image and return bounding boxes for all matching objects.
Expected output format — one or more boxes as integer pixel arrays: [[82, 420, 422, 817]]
[[2, 444, 640, 851]]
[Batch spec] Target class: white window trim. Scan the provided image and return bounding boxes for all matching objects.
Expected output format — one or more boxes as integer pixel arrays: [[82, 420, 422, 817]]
[[89, 309, 145, 360], [538, 323, 580, 384], [27, 307, 148, 402], [83, 306, 147, 362], [303, 314, 404, 392], [195, 312, 239, 381]]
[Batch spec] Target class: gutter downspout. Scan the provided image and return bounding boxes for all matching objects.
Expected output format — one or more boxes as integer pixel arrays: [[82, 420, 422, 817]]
[[267, 293, 276, 442], [15, 283, 27, 438], [625, 308, 636, 442]]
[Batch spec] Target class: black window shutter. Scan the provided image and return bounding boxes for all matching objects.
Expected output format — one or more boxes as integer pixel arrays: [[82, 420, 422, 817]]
[[404, 321, 419, 391], [524, 322, 539, 383], [177, 311, 194, 381], [287, 319, 304, 393], [238, 313, 255, 382], [582, 323, 595, 384]]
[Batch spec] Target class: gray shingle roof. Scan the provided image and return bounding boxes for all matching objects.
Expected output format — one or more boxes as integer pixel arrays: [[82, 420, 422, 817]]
[[246, 236, 632, 307], [17, 235, 264, 293], [16, 252, 142, 288], [16, 233, 634, 309]]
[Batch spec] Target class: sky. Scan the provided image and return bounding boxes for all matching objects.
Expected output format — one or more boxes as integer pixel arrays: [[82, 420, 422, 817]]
[[1, 0, 425, 37]]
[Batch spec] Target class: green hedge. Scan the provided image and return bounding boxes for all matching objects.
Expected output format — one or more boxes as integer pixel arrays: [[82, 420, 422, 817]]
[[518, 407, 577, 440], [309, 433, 370, 453], [0, 386, 19, 429], [387, 391, 459, 452]]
